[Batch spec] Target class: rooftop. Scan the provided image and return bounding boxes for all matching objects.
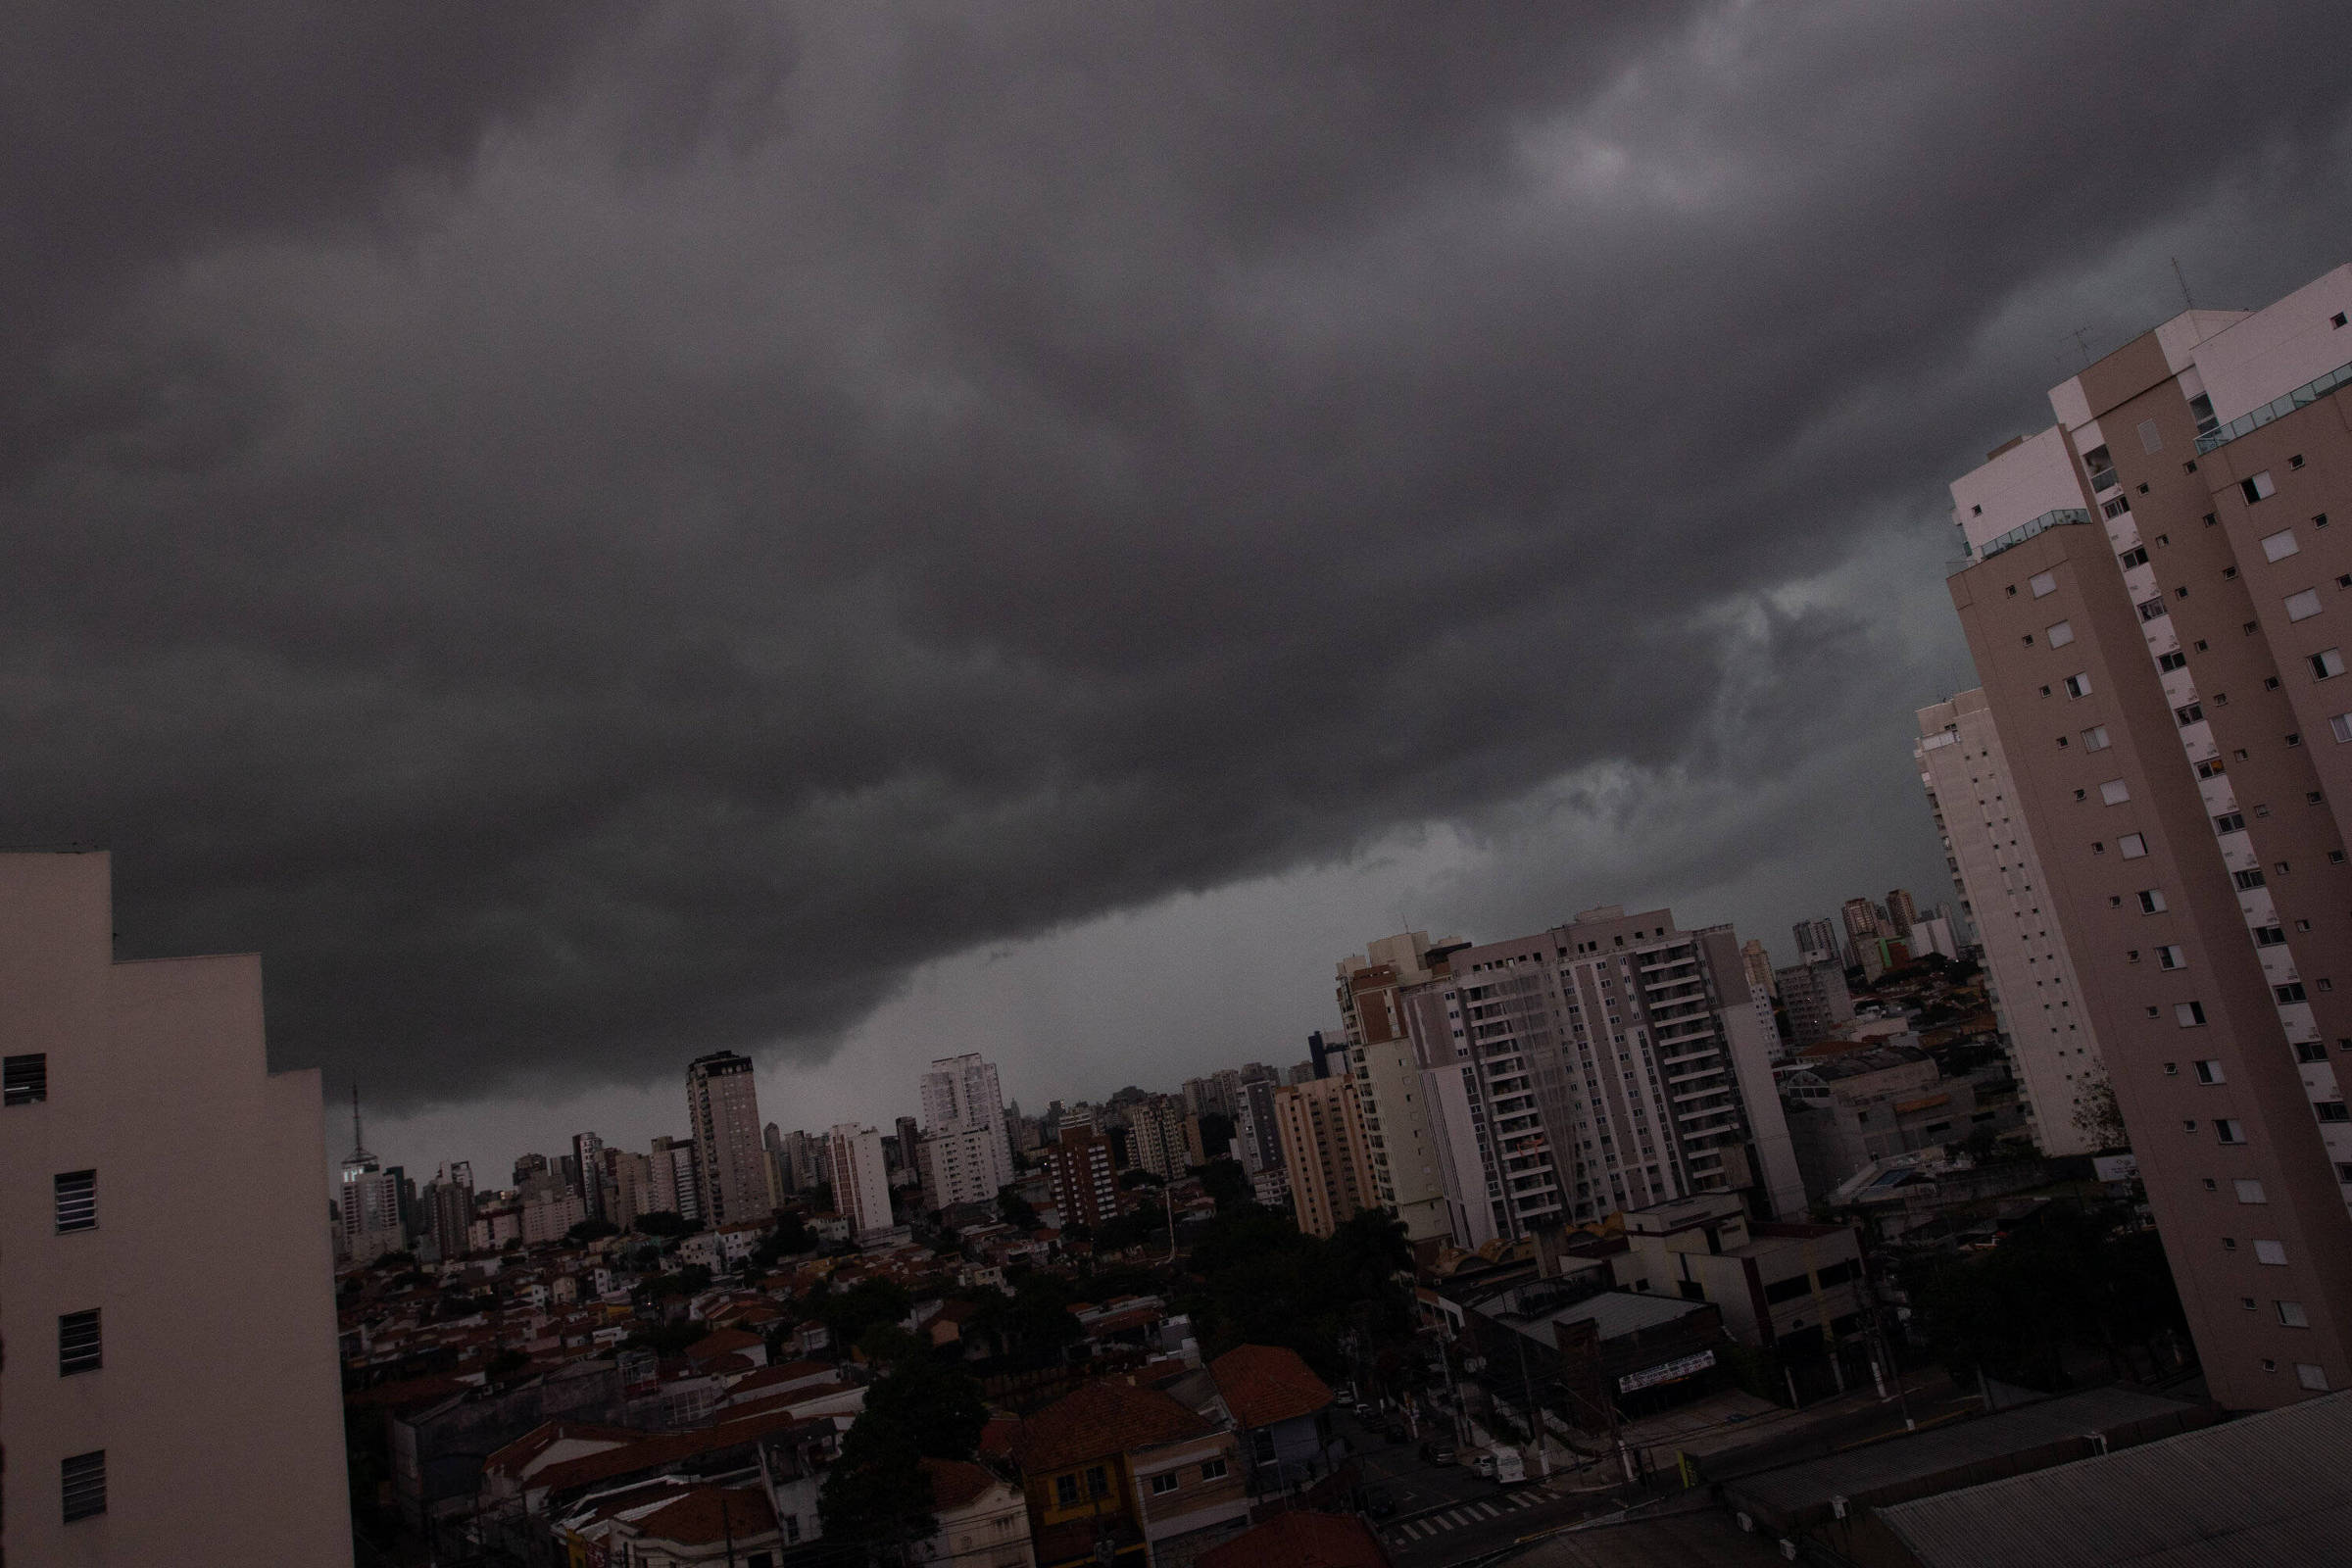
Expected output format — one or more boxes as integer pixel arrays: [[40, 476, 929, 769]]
[[1209, 1345, 1333, 1430], [1197, 1509, 1389, 1568], [1012, 1379, 1218, 1473]]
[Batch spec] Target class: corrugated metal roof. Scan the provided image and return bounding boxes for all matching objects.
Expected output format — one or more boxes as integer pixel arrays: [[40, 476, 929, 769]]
[[1727, 1387, 2201, 1521], [1876, 1391, 2352, 1567], [1476, 1290, 1706, 1344]]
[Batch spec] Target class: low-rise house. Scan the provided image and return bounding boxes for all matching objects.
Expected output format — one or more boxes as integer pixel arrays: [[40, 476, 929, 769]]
[[1196, 1509, 1393, 1568], [915, 1457, 1036, 1568], [560, 1481, 783, 1566], [1203, 1346, 1343, 1504], [1012, 1380, 1250, 1568]]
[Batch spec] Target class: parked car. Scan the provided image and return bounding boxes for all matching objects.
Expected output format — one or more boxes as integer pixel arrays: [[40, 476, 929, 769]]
[[1420, 1439, 1457, 1466], [1361, 1485, 1396, 1519]]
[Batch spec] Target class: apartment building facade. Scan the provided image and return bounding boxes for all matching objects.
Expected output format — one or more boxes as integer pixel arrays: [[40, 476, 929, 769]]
[[1940, 265, 2352, 1406], [1774, 959, 1857, 1050], [686, 1051, 770, 1226], [1917, 689, 2112, 1153], [0, 853, 353, 1565], [1333, 933, 1458, 1241], [920, 1054, 1015, 1197], [1271, 1076, 1374, 1239], [827, 1123, 895, 1238]]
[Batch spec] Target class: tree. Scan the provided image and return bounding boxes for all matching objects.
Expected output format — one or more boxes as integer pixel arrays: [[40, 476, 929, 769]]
[[2072, 1078, 2129, 1151], [1197, 1112, 1235, 1160], [997, 1185, 1040, 1231], [817, 1420, 935, 1563], [862, 1358, 989, 1460], [633, 1209, 689, 1239], [1092, 1202, 1169, 1254], [1199, 1157, 1252, 1213], [818, 1277, 913, 1350], [567, 1217, 619, 1245], [1117, 1168, 1165, 1191]]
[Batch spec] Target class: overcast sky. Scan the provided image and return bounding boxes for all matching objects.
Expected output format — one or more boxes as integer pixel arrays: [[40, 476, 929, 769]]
[[11, 3, 2352, 1182]]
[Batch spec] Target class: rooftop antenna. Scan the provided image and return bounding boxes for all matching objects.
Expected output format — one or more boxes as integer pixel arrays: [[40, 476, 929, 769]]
[[2068, 326, 2095, 369], [2171, 256, 2195, 312], [352, 1082, 364, 1152]]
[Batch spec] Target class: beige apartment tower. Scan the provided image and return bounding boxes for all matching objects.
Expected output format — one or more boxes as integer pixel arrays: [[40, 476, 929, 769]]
[[1272, 1076, 1375, 1239], [1334, 934, 1455, 1240], [0, 853, 353, 1565], [686, 1050, 770, 1226], [1941, 265, 2352, 1408]]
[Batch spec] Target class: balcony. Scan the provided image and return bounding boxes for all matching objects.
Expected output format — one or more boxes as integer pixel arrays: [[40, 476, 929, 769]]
[[2196, 359, 2352, 453], [1953, 507, 2092, 572]]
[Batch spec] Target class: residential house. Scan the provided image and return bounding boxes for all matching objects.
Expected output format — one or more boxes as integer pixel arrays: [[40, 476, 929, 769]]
[[914, 1457, 1035, 1568], [1197, 1510, 1393, 1568], [1202, 1346, 1343, 1505], [1011, 1381, 1250, 1568]]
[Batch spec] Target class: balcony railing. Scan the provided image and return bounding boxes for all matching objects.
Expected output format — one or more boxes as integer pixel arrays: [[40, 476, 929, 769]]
[[2196, 359, 2352, 454], [1960, 507, 2094, 570]]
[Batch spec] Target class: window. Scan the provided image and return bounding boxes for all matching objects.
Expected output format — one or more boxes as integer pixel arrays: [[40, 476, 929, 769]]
[[2319, 1102, 2350, 1123], [2138, 889, 2167, 913], [2235, 868, 2267, 890], [2215, 811, 2244, 834], [62, 1451, 106, 1524], [59, 1309, 103, 1375], [2193, 1058, 2225, 1083], [2299, 1363, 2331, 1392], [1763, 1274, 1814, 1304], [1200, 1458, 1228, 1481], [1054, 1474, 1080, 1507], [2277, 983, 2308, 1004], [2197, 757, 2224, 778], [2104, 496, 2132, 519], [2178, 1003, 2208, 1027], [1152, 1472, 1180, 1494], [2027, 570, 2058, 597], [2177, 702, 2206, 726], [2160, 652, 2188, 672], [2287, 589, 2324, 621], [2121, 546, 2149, 567], [2279, 1300, 2310, 1328], [2254, 1239, 2287, 1265], [2314, 649, 2345, 679], [2258, 925, 2287, 946], [2140, 597, 2169, 622], [1086, 1465, 1109, 1499], [2082, 725, 2112, 750], [2216, 1118, 2246, 1144], [2298, 1040, 2328, 1062], [3, 1053, 45, 1106], [2047, 620, 2076, 647], [2157, 946, 2186, 970], [2066, 673, 2092, 698], [2235, 1179, 2268, 1204], [2099, 779, 2131, 805], [2243, 471, 2277, 503], [2262, 529, 2301, 562], [2120, 833, 2148, 858], [55, 1170, 95, 1233]]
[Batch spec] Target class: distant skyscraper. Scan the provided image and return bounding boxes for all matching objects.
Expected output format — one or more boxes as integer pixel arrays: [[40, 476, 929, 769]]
[[1839, 897, 1885, 964], [1042, 1122, 1123, 1232], [1790, 916, 1840, 965], [650, 1135, 701, 1222], [686, 1051, 769, 1226], [513, 1152, 549, 1190], [1333, 933, 1455, 1241], [1129, 1096, 1194, 1180], [1740, 937, 1778, 1000], [1776, 959, 1857, 1049], [827, 1123, 895, 1238], [1273, 1077, 1374, 1239], [918, 1053, 1013, 1195], [1884, 888, 1920, 943], [1232, 1079, 1284, 1176], [570, 1131, 607, 1222], [339, 1090, 405, 1264]]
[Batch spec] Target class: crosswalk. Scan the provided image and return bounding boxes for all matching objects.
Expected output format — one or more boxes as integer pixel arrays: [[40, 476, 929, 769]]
[[1386, 1487, 1553, 1544]]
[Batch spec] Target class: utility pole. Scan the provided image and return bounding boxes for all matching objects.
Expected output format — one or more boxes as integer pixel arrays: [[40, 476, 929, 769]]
[[1511, 1331, 1550, 1478]]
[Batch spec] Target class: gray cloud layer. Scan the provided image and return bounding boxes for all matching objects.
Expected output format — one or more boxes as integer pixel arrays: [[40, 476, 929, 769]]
[[9, 2, 2352, 1109]]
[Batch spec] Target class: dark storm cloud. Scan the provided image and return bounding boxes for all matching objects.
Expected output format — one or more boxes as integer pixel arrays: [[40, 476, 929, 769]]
[[8, 2, 2352, 1105]]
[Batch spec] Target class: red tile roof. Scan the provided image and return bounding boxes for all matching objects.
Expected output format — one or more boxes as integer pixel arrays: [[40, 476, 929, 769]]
[[1196, 1510, 1390, 1568], [1210, 1345, 1333, 1431], [482, 1420, 646, 1480], [686, 1327, 765, 1362], [1012, 1380, 1217, 1473], [635, 1486, 777, 1547], [922, 1457, 1004, 1511]]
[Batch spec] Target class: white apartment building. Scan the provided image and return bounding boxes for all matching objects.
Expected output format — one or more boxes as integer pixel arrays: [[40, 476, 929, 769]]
[[1917, 689, 2112, 1153], [0, 853, 353, 1565], [1334, 933, 1455, 1241], [917, 1122, 1003, 1210], [1410, 907, 1804, 1247], [827, 1123, 895, 1238], [338, 1108, 406, 1266], [919, 1053, 1014, 1195], [649, 1135, 702, 1223]]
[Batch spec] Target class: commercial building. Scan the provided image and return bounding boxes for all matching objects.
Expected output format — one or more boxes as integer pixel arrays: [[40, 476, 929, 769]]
[[1611, 1192, 1866, 1348], [1938, 264, 2352, 1406], [685, 1051, 770, 1226], [0, 853, 353, 1564], [338, 1096, 407, 1265], [1272, 1076, 1375, 1239], [826, 1123, 895, 1239], [1777, 959, 1858, 1050], [1780, 1044, 1983, 1198], [1918, 689, 2113, 1152], [1412, 906, 1805, 1247], [1332, 933, 1467, 1241]]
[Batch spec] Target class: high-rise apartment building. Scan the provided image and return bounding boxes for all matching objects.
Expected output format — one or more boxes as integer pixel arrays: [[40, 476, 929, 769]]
[[1918, 690, 2112, 1153], [916, 1123, 1002, 1211], [422, 1176, 474, 1261], [1775, 959, 1858, 1050], [1041, 1123, 1124, 1233], [570, 1130, 607, 1222], [1409, 907, 1804, 1247], [1129, 1096, 1195, 1180], [918, 1053, 1013, 1196], [338, 1094, 407, 1264], [1790, 916, 1841, 966], [1885, 888, 1921, 942], [1272, 1076, 1375, 1239], [1333, 933, 1456, 1240], [827, 1123, 895, 1238], [1740, 938, 1778, 1001], [1231, 1079, 1285, 1176], [514, 1152, 549, 1189], [649, 1135, 701, 1223], [1839, 898, 1885, 965], [0, 854, 353, 1564], [686, 1051, 769, 1226], [1939, 265, 2352, 1406]]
